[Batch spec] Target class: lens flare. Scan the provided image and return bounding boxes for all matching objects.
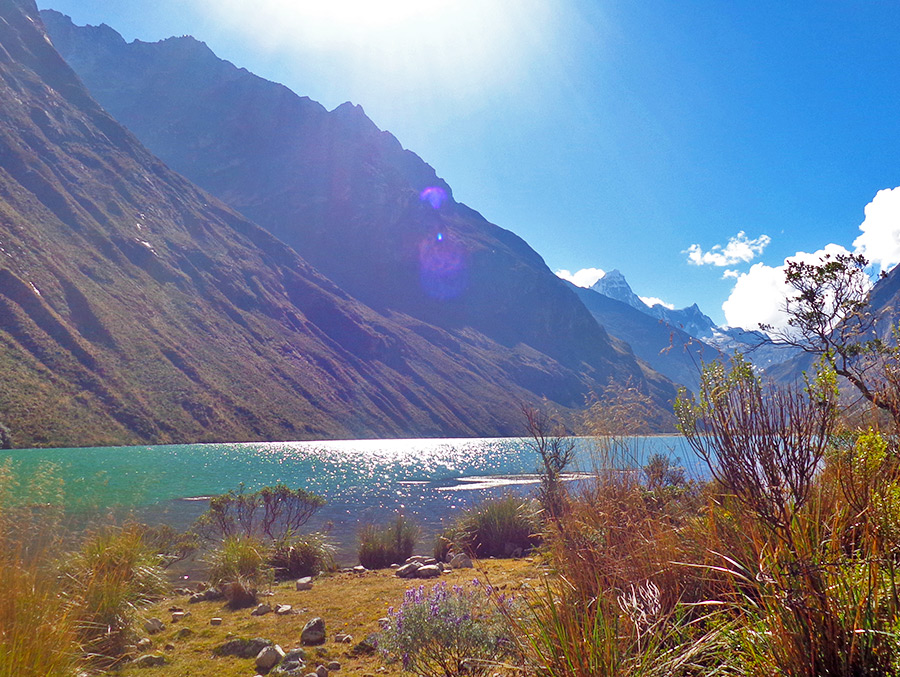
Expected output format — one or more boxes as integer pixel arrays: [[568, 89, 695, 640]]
[[419, 233, 467, 300], [420, 186, 447, 210]]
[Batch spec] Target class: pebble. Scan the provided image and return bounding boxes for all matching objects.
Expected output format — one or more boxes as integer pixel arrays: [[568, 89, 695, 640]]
[[251, 603, 272, 616], [210, 617, 222, 626], [296, 576, 313, 591], [143, 618, 165, 634]]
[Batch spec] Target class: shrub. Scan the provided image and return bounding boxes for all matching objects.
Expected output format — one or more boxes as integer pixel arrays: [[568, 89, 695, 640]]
[[436, 495, 540, 559], [63, 524, 169, 664], [377, 581, 521, 677], [358, 514, 420, 569], [269, 532, 335, 579], [193, 483, 326, 542], [206, 535, 272, 608]]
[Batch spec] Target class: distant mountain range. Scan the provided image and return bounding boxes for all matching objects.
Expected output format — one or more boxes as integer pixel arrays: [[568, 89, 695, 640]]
[[0, 2, 682, 448]]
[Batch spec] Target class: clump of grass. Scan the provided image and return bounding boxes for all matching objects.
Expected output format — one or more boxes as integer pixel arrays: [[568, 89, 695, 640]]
[[269, 532, 335, 579], [436, 495, 540, 559], [358, 513, 420, 569], [206, 535, 273, 608], [62, 523, 169, 664]]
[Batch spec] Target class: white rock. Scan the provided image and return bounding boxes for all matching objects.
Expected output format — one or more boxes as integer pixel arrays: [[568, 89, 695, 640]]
[[250, 603, 272, 616], [256, 645, 286, 671], [296, 576, 313, 591], [143, 618, 165, 634]]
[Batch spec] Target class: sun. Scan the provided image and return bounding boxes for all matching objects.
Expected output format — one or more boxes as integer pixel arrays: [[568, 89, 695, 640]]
[[198, 0, 553, 103]]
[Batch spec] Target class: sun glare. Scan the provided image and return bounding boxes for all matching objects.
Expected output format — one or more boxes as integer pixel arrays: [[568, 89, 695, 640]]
[[196, 0, 555, 104]]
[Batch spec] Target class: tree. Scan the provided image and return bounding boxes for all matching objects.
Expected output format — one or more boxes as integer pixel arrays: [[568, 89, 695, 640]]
[[763, 252, 900, 427], [193, 483, 325, 542], [522, 405, 575, 520], [0, 421, 10, 450]]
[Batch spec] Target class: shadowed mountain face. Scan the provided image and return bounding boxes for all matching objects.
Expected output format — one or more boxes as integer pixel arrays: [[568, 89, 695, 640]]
[[40, 12, 677, 391], [569, 283, 723, 394], [0, 2, 676, 447]]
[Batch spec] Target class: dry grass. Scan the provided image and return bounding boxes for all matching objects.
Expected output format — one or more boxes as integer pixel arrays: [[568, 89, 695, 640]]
[[110, 558, 543, 677]]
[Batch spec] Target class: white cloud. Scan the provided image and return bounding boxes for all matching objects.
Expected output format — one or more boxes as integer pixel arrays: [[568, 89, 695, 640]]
[[555, 267, 605, 288], [640, 296, 674, 310], [852, 186, 900, 274], [722, 269, 740, 279], [722, 243, 852, 333], [686, 231, 772, 267]]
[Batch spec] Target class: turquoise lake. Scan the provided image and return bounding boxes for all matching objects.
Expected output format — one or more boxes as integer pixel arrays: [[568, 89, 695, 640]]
[[1, 436, 698, 562]]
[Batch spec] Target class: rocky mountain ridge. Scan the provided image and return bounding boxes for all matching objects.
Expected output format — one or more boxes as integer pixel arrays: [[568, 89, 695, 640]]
[[0, 2, 679, 447]]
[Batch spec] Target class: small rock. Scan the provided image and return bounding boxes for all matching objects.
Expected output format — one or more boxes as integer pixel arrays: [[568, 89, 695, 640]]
[[283, 648, 307, 663], [327, 661, 341, 671], [275, 604, 293, 615], [389, 563, 400, 569], [213, 637, 273, 659], [316, 665, 329, 677], [395, 562, 420, 579], [350, 634, 379, 656], [189, 588, 223, 603], [210, 617, 223, 626], [164, 643, 175, 651], [416, 564, 442, 579], [352, 565, 367, 573], [334, 632, 352, 643], [301, 617, 326, 645], [449, 553, 473, 569], [251, 603, 273, 616], [168, 605, 183, 613], [405, 555, 429, 565], [136, 638, 152, 651], [256, 645, 286, 671], [133, 654, 167, 668], [176, 627, 194, 639], [296, 577, 313, 591], [171, 611, 187, 622], [422, 558, 437, 566], [143, 618, 165, 634]]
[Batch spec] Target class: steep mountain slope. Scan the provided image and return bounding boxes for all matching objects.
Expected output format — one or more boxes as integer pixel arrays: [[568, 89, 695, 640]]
[[40, 12, 672, 396], [0, 1, 676, 448], [569, 283, 722, 393]]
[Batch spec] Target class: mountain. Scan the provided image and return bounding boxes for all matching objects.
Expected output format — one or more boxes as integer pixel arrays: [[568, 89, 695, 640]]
[[569, 283, 723, 393], [38, 10, 679, 422], [0, 2, 677, 448]]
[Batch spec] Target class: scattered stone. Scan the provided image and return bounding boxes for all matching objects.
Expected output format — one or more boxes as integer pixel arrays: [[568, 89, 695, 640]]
[[171, 611, 187, 622], [213, 637, 273, 659], [283, 648, 307, 663], [256, 645, 286, 671], [377, 617, 390, 628], [422, 558, 437, 566], [251, 603, 273, 616], [334, 632, 352, 644], [416, 564, 442, 579], [143, 618, 165, 634], [189, 588, 223, 603], [174, 587, 194, 596], [449, 553, 473, 569], [395, 562, 420, 579], [316, 665, 329, 677], [133, 654, 167, 668], [301, 617, 326, 645], [168, 605, 183, 613], [326, 661, 341, 671], [405, 555, 429, 565], [136, 638, 152, 651], [389, 563, 400, 569], [210, 617, 223, 626], [350, 634, 378, 657], [352, 565, 368, 573], [164, 643, 175, 651], [176, 627, 194, 639], [296, 577, 313, 591], [275, 604, 293, 615]]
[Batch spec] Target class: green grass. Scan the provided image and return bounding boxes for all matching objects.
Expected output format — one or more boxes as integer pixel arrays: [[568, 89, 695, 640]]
[[358, 513, 420, 569]]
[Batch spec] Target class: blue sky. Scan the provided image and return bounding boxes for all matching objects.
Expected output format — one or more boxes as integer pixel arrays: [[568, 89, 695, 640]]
[[38, 0, 900, 327]]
